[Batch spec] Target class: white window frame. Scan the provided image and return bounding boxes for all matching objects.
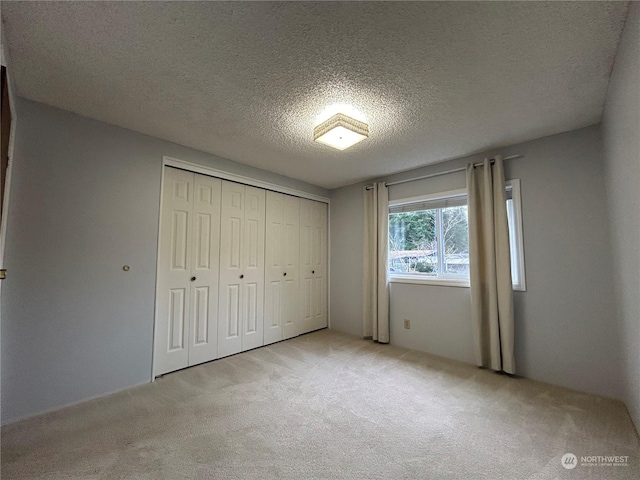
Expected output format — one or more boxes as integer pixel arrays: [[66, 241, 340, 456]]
[[506, 179, 526, 291], [388, 180, 526, 291]]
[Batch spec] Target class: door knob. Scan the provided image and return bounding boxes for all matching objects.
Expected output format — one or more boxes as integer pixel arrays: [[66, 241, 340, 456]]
[[240, 274, 244, 279], [312, 270, 315, 274], [283, 272, 287, 276], [191, 277, 196, 282]]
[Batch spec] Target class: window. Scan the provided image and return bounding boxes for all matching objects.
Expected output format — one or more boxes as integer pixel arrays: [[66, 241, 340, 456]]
[[388, 180, 526, 290]]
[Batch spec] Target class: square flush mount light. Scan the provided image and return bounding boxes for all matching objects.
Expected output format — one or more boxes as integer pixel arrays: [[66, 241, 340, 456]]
[[313, 113, 369, 151]]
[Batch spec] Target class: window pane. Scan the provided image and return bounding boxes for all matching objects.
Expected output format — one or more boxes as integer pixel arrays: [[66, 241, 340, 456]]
[[441, 206, 469, 276], [388, 210, 438, 274], [506, 198, 518, 284]]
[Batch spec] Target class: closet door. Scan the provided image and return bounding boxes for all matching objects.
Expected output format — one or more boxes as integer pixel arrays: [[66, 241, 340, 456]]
[[188, 174, 221, 366], [265, 192, 300, 344], [155, 168, 194, 376], [218, 181, 265, 357], [282, 195, 300, 339], [299, 199, 315, 334], [155, 168, 222, 376], [264, 191, 285, 345], [218, 181, 245, 358], [310, 201, 328, 330], [241, 186, 265, 351], [300, 199, 328, 334]]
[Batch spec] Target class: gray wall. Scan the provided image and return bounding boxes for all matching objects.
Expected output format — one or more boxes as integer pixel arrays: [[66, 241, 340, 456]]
[[330, 125, 624, 401], [1, 98, 328, 424], [602, 3, 640, 429]]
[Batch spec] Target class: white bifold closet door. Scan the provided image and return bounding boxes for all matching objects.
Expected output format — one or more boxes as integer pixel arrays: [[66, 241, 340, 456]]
[[264, 191, 300, 345], [300, 198, 328, 333], [218, 181, 266, 358], [154, 167, 221, 377]]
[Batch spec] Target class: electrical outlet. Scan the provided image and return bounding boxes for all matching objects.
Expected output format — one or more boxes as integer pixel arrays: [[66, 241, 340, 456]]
[[404, 319, 411, 329]]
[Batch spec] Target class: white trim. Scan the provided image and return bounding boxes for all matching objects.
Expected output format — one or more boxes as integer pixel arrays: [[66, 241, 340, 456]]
[[163, 156, 330, 204], [150, 165, 167, 382], [389, 274, 525, 291], [390, 275, 470, 288], [327, 201, 331, 329], [388, 188, 467, 207]]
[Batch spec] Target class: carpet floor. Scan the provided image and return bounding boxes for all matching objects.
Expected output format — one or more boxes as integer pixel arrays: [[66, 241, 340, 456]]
[[1, 329, 638, 479]]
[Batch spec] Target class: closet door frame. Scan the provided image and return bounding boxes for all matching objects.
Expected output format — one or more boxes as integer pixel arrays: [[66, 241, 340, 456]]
[[152, 157, 330, 382]]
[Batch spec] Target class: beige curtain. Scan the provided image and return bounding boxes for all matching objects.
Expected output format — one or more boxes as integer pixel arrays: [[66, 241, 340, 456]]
[[362, 182, 390, 343], [466, 156, 515, 374]]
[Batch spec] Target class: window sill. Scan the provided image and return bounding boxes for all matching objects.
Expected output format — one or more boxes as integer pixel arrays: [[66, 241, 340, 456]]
[[389, 275, 526, 291], [389, 275, 470, 288]]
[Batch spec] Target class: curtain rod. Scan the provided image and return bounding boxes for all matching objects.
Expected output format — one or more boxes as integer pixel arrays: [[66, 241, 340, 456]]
[[365, 154, 523, 190]]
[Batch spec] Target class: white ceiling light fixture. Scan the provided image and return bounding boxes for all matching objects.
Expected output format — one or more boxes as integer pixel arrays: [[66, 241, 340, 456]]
[[313, 113, 369, 151]]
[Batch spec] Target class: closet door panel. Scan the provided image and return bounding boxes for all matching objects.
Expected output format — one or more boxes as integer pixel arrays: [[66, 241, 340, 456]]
[[168, 288, 187, 351], [282, 195, 300, 339], [242, 186, 265, 351], [264, 191, 284, 345], [265, 279, 282, 341], [299, 199, 315, 334], [193, 287, 210, 344], [265, 192, 300, 343], [226, 285, 241, 335], [188, 175, 221, 366], [300, 276, 312, 332], [218, 181, 244, 357], [154, 168, 193, 376], [300, 199, 313, 271], [311, 201, 328, 330]]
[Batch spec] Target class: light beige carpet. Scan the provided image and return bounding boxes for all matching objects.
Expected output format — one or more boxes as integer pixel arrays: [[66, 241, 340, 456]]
[[1, 329, 638, 479]]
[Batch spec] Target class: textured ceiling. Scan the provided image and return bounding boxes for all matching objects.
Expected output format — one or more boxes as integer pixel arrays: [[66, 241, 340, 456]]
[[1, 1, 629, 188]]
